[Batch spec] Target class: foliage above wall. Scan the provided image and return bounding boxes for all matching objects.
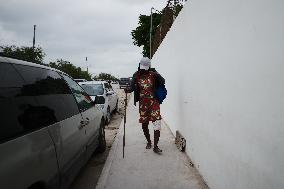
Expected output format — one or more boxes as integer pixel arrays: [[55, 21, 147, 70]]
[[131, 0, 186, 58]]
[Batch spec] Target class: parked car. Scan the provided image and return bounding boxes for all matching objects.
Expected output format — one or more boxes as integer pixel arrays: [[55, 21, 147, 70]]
[[79, 81, 119, 125], [0, 56, 106, 189], [119, 77, 131, 89], [74, 78, 87, 83]]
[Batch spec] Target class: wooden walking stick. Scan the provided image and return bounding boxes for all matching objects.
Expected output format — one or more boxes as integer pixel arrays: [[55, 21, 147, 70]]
[[123, 91, 127, 158]]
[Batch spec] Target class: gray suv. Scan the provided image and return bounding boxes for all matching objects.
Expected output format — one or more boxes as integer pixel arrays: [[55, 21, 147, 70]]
[[0, 56, 106, 189]]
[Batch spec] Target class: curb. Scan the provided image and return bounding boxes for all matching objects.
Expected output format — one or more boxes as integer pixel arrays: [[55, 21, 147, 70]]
[[95, 98, 129, 189]]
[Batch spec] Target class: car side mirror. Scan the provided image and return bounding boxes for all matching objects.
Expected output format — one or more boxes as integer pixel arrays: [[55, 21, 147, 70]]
[[95, 96, 105, 104]]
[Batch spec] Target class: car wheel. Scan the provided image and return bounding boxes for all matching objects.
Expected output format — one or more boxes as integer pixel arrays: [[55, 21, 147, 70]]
[[114, 100, 118, 113], [96, 119, 106, 153], [105, 106, 111, 125]]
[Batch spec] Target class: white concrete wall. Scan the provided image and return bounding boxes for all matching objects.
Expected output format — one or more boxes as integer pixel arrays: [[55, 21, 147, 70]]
[[152, 0, 284, 189]]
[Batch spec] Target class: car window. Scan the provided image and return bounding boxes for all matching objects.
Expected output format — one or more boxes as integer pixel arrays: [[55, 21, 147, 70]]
[[104, 83, 113, 92], [0, 63, 71, 143], [119, 78, 130, 84], [0, 62, 24, 88], [81, 84, 104, 96], [104, 83, 110, 92], [0, 63, 32, 143], [14, 64, 80, 123], [108, 83, 113, 91], [61, 74, 93, 112]]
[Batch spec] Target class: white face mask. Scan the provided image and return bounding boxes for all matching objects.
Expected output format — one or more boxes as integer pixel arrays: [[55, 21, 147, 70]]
[[139, 63, 150, 70], [139, 57, 151, 70]]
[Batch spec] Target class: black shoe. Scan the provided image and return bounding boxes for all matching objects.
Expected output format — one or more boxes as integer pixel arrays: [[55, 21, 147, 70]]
[[146, 142, 152, 149], [153, 146, 162, 154]]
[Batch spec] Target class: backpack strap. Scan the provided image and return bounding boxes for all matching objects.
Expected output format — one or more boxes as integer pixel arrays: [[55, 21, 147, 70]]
[[136, 71, 141, 86], [150, 71, 157, 87]]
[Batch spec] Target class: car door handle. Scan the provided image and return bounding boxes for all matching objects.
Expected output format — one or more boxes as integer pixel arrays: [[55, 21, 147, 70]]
[[78, 122, 85, 130], [85, 118, 90, 125], [80, 119, 89, 128]]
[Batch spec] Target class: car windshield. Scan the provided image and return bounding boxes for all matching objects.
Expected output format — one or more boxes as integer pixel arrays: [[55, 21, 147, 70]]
[[81, 84, 104, 96]]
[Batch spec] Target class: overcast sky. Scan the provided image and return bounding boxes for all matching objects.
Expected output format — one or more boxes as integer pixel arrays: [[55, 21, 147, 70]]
[[0, 0, 167, 78]]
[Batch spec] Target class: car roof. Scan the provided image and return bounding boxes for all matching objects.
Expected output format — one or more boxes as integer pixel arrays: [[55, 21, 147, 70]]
[[74, 79, 86, 81], [0, 56, 70, 77]]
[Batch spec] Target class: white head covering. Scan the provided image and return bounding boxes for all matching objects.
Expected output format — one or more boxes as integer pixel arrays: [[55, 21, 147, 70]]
[[139, 57, 151, 70]]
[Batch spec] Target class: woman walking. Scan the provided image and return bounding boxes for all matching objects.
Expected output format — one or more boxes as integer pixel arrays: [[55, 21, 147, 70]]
[[125, 57, 165, 154]]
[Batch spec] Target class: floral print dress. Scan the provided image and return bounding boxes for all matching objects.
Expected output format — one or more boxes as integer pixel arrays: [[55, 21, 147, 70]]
[[137, 71, 162, 124]]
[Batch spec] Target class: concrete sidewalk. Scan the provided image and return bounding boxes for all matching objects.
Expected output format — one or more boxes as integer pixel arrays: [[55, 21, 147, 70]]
[[96, 97, 208, 189]]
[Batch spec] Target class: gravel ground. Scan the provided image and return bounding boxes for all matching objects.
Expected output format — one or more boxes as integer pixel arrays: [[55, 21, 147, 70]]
[[70, 86, 131, 189]]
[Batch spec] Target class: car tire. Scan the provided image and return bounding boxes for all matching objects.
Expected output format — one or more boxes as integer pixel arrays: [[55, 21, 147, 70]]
[[96, 119, 106, 153], [105, 106, 111, 125]]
